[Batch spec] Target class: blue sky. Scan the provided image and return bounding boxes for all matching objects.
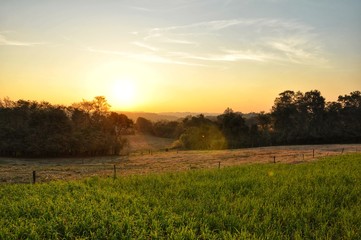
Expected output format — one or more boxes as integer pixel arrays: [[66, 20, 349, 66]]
[[0, 0, 360, 112]]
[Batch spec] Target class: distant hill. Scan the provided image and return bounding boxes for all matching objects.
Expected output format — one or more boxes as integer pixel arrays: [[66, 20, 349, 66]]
[[119, 112, 179, 122], [119, 111, 258, 123], [160, 112, 220, 119], [119, 111, 220, 122]]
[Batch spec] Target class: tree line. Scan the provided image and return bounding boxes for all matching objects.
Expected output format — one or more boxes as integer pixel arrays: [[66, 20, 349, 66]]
[[1, 90, 360, 156], [0, 96, 133, 157], [135, 90, 361, 150]]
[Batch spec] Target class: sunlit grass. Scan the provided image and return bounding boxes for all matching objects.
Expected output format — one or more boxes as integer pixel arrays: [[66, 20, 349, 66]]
[[1, 154, 360, 239]]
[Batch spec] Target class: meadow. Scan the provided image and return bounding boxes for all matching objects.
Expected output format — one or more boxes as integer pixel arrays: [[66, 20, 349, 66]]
[[1, 154, 360, 239], [1, 143, 360, 183]]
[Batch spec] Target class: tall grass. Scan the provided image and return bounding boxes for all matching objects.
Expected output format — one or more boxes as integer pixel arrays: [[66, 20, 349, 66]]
[[1, 154, 360, 239]]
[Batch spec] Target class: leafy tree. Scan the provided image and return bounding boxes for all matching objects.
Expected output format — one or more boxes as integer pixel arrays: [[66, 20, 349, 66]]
[[0, 96, 132, 157], [337, 91, 361, 142], [135, 117, 154, 134], [271, 90, 301, 143], [255, 112, 272, 146], [179, 125, 226, 150], [271, 90, 326, 144], [302, 90, 325, 141], [217, 108, 249, 148], [153, 120, 180, 138]]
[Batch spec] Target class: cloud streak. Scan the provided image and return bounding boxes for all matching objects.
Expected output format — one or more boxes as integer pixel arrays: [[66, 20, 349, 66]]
[[169, 49, 276, 63], [86, 47, 206, 67], [131, 17, 326, 67], [86, 17, 326, 68], [132, 41, 158, 51], [0, 34, 44, 46]]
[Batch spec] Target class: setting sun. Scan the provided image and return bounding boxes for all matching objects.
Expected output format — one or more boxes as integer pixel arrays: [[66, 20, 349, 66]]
[[109, 79, 138, 110], [0, 1, 360, 113], [0, 1, 360, 237]]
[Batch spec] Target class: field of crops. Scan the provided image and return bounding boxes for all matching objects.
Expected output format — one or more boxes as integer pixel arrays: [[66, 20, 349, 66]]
[[1, 154, 360, 239]]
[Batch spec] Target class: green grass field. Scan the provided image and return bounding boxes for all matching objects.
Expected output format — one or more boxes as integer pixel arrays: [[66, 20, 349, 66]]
[[1, 154, 360, 239]]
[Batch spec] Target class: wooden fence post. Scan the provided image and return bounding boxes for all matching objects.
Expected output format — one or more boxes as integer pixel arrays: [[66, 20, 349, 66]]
[[341, 148, 344, 154], [32, 171, 36, 184], [113, 165, 116, 179], [218, 161, 221, 169], [273, 156, 276, 163], [302, 154, 305, 160]]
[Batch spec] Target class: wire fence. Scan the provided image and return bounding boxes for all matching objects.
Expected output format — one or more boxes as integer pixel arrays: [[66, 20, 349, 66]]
[[1, 144, 360, 184]]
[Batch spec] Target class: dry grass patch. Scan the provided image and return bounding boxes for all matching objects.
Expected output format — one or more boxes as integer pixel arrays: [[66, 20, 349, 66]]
[[1, 143, 360, 183]]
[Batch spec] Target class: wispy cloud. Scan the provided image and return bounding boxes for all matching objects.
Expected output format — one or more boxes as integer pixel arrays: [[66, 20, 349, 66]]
[[86, 47, 206, 67], [128, 6, 154, 12], [207, 50, 276, 62], [127, 1, 204, 13], [146, 18, 312, 35], [268, 37, 327, 65], [86, 47, 127, 56], [0, 34, 44, 46], [87, 17, 326, 68], [132, 41, 158, 51], [159, 38, 197, 45], [135, 18, 326, 67], [169, 50, 275, 62]]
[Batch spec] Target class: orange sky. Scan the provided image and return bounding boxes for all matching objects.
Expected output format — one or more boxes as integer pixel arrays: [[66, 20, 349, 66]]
[[1, 1, 360, 113]]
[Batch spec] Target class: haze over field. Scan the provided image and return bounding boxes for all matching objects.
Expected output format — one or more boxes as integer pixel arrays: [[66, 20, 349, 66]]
[[1, 0, 360, 112]]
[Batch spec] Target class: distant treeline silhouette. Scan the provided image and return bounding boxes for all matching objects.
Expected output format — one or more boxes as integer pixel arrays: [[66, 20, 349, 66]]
[[135, 90, 361, 149], [1, 90, 360, 157], [0, 96, 133, 157]]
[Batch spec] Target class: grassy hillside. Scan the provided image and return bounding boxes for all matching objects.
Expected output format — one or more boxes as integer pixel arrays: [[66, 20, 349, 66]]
[[1, 154, 360, 239], [125, 134, 175, 151]]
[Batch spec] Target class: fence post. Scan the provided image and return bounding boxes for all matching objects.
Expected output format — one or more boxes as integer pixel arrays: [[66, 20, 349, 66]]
[[113, 165, 116, 179], [302, 154, 305, 160], [273, 156, 276, 163], [32, 171, 36, 184], [341, 148, 344, 154], [218, 161, 221, 169]]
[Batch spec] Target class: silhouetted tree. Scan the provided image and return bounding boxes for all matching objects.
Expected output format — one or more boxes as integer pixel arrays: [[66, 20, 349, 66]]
[[0, 96, 132, 157], [135, 117, 154, 134], [271, 90, 301, 143], [1, 90, 360, 155], [217, 108, 249, 148], [153, 120, 180, 138], [337, 91, 361, 142], [179, 115, 226, 150]]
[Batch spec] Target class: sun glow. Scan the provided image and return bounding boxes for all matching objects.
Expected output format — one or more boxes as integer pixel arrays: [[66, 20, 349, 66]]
[[109, 78, 138, 110]]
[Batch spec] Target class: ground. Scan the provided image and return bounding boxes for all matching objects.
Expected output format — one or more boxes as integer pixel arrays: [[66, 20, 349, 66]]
[[1, 134, 360, 183]]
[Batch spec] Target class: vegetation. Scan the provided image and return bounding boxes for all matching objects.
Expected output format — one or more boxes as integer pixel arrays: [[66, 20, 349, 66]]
[[136, 90, 361, 150], [0, 154, 360, 239], [0, 96, 133, 157], [1, 90, 360, 156], [271, 90, 361, 145]]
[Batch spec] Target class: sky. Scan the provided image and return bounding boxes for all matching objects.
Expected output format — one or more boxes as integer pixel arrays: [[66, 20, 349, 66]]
[[0, 0, 360, 113]]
